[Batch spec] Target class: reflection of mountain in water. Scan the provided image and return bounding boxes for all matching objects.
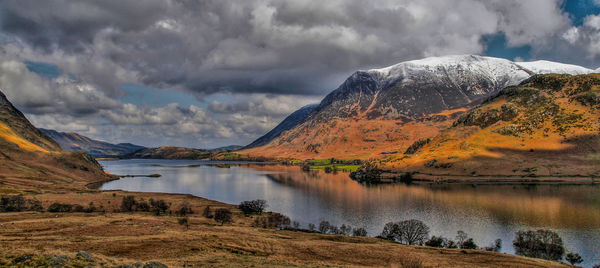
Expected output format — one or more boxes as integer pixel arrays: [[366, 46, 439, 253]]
[[262, 167, 600, 229]]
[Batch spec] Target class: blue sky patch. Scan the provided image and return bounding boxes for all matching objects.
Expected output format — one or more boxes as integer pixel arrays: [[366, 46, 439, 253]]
[[24, 61, 61, 79]]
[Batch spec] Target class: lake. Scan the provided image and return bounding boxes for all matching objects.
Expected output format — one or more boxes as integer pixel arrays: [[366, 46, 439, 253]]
[[100, 159, 600, 266]]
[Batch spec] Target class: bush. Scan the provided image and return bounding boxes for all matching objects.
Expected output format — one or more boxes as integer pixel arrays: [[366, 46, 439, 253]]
[[425, 236, 446, 248], [565, 252, 583, 266], [0, 195, 42, 212], [339, 224, 352, 236], [318, 221, 331, 233], [460, 238, 478, 249], [379, 219, 430, 245], [238, 200, 267, 215], [178, 217, 189, 228], [202, 206, 212, 218], [352, 227, 367, 237], [72, 204, 85, 212], [47, 203, 72, 213], [513, 229, 565, 261], [176, 202, 193, 217], [425, 236, 457, 248], [214, 209, 232, 225], [137, 200, 150, 212], [149, 199, 170, 216], [121, 196, 137, 212]]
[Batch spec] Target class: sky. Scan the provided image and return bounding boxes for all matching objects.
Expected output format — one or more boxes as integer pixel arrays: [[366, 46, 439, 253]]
[[0, 0, 600, 148]]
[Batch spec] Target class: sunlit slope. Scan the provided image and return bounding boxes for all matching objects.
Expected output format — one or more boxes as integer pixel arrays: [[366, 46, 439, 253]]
[[0, 89, 114, 193], [0, 90, 61, 152], [382, 74, 600, 178]]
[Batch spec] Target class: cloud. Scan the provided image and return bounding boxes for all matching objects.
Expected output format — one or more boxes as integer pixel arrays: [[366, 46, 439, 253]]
[[0, 0, 596, 147], [0, 0, 575, 97]]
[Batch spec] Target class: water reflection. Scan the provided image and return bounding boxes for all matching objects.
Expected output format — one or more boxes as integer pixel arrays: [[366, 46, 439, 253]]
[[100, 159, 600, 266]]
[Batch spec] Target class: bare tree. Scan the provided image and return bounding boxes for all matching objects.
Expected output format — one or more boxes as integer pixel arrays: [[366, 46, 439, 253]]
[[379, 219, 430, 245]]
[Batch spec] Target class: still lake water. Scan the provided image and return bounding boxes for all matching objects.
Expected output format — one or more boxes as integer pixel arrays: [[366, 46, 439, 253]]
[[100, 159, 600, 266]]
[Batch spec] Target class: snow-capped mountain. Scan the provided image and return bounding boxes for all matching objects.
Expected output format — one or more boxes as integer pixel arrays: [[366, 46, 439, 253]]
[[244, 55, 596, 151]]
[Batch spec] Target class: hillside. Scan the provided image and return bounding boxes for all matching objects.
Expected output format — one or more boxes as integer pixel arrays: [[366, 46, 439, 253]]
[[241, 55, 596, 160], [124, 146, 213, 160], [0, 89, 114, 193], [40, 129, 145, 157], [375, 74, 600, 181], [0, 91, 61, 152]]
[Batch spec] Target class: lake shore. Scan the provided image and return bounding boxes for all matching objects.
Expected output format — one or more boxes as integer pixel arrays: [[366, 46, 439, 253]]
[[0, 161, 573, 267]]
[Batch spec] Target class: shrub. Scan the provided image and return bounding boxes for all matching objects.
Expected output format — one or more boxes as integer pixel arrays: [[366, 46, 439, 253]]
[[120, 196, 137, 212], [0, 195, 41, 212], [47, 203, 72, 213], [425, 236, 446, 248], [202, 206, 212, 218], [339, 224, 352, 236], [565, 252, 583, 266], [238, 199, 267, 215], [137, 200, 150, 212], [460, 238, 478, 249], [318, 221, 331, 233], [72, 204, 85, 212], [85, 202, 96, 213], [176, 202, 193, 217], [149, 199, 170, 216], [178, 217, 189, 228], [352, 227, 367, 237], [379, 219, 430, 245], [513, 229, 565, 261], [214, 209, 232, 225]]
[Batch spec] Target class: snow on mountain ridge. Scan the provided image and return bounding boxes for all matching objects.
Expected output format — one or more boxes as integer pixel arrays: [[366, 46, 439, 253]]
[[367, 55, 596, 83], [515, 60, 594, 75]]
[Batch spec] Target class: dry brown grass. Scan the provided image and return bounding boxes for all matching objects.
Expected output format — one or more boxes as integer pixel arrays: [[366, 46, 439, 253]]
[[0, 198, 569, 267]]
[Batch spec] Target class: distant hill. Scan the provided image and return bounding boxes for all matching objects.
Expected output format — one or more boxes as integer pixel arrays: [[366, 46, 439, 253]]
[[210, 145, 243, 151], [40, 129, 145, 157], [241, 55, 596, 160], [124, 146, 212, 160]]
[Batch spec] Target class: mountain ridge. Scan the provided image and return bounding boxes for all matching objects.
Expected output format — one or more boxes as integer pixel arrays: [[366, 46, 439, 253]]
[[241, 55, 597, 159], [40, 128, 145, 157]]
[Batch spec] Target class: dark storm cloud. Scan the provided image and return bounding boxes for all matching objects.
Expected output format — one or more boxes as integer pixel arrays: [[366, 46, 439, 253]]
[[2, 0, 573, 97]]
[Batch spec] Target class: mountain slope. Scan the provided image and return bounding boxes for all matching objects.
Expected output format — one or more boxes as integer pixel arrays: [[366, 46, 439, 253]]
[[242, 55, 596, 160], [40, 128, 145, 157], [378, 74, 600, 180], [244, 103, 318, 149], [0, 89, 114, 193], [0, 91, 61, 152]]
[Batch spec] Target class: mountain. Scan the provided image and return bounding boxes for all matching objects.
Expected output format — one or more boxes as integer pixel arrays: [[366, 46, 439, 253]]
[[244, 104, 318, 149], [377, 73, 600, 180], [241, 55, 596, 159], [40, 129, 145, 157], [0, 91, 62, 152], [0, 89, 114, 192]]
